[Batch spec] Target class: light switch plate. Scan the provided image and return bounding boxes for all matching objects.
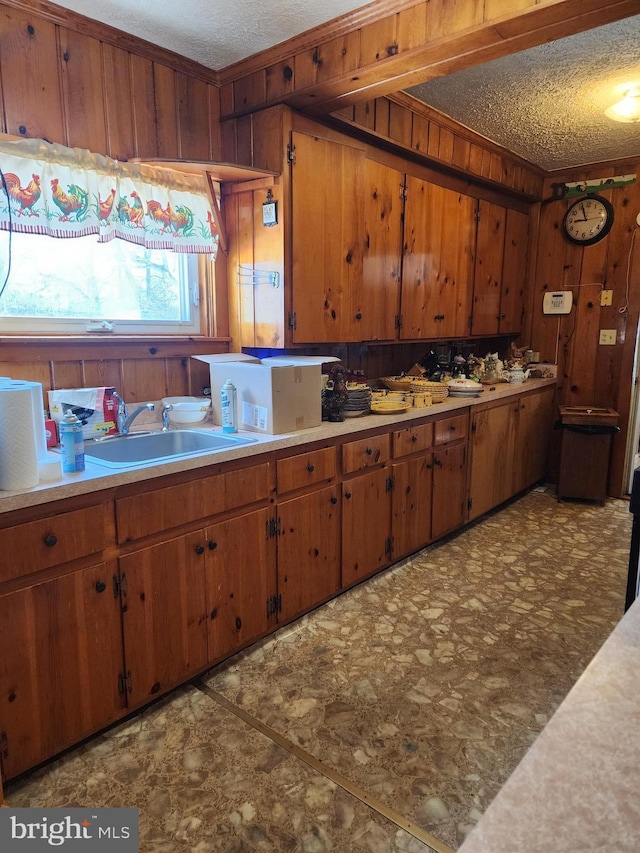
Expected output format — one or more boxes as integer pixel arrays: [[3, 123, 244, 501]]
[[599, 329, 617, 345], [600, 290, 613, 307]]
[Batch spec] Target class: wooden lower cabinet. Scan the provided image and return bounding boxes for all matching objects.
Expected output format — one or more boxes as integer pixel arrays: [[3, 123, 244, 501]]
[[469, 387, 555, 521], [0, 562, 125, 779], [277, 484, 341, 622], [342, 468, 391, 586], [119, 532, 209, 707], [432, 442, 468, 540], [391, 452, 433, 559], [469, 401, 517, 521], [512, 388, 555, 493], [206, 508, 277, 662]]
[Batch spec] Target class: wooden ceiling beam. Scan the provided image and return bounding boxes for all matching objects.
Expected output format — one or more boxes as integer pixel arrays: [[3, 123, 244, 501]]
[[220, 0, 639, 120]]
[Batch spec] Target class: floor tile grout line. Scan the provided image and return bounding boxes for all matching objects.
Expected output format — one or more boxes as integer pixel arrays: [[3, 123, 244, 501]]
[[196, 680, 456, 853]]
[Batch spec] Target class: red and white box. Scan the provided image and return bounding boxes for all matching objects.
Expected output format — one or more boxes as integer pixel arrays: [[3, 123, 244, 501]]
[[48, 387, 118, 440]]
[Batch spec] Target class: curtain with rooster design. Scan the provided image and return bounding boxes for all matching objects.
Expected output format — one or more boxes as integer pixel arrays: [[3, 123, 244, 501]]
[[0, 138, 219, 256]]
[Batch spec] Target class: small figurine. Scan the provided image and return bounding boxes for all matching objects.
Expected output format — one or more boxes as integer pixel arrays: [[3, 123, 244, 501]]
[[321, 364, 348, 422]]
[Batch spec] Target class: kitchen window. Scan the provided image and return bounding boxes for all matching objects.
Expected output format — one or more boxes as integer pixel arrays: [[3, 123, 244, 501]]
[[0, 231, 205, 336], [0, 135, 219, 337]]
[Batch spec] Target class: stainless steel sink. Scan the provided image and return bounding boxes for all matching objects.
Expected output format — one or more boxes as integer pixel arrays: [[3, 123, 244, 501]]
[[80, 429, 258, 468]]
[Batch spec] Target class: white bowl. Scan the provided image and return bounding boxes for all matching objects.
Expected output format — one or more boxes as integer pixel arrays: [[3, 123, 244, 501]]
[[162, 396, 211, 424]]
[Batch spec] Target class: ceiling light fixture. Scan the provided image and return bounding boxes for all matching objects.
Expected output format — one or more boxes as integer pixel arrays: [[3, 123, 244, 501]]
[[604, 86, 640, 123]]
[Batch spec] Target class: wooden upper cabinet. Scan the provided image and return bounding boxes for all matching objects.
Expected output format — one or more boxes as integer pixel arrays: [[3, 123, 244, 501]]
[[362, 159, 403, 341], [291, 131, 364, 343], [500, 208, 529, 335], [472, 200, 507, 337], [401, 177, 475, 339]]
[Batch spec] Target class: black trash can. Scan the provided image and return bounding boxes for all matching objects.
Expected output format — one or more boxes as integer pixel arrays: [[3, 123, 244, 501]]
[[557, 406, 619, 504]]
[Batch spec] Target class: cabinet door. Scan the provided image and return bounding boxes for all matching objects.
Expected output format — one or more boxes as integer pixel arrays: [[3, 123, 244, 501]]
[[120, 532, 208, 707], [432, 443, 467, 540], [401, 177, 475, 339], [277, 484, 341, 623], [392, 453, 433, 559], [500, 208, 528, 334], [205, 508, 277, 663], [362, 159, 403, 340], [468, 403, 516, 521], [291, 131, 364, 343], [0, 562, 124, 779], [342, 468, 391, 587], [512, 388, 555, 494], [472, 200, 507, 337]]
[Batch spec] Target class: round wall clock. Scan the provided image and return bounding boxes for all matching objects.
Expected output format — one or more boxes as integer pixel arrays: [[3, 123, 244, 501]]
[[562, 194, 614, 246]]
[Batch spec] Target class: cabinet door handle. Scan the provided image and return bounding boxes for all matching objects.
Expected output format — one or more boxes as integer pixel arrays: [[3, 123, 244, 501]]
[[433, 457, 443, 468], [365, 447, 373, 456], [344, 491, 352, 499], [43, 533, 58, 547], [195, 544, 205, 555], [411, 435, 418, 443], [208, 541, 217, 551], [150, 682, 161, 695], [451, 425, 456, 432], [355, 312, 362, 320], [330, 496, 338, 505], [95, 581, 107, 593], [307, 463, 315, 472]]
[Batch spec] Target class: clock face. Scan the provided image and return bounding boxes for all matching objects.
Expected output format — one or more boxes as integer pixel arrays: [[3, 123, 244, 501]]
[[563, 194, 614, 246]]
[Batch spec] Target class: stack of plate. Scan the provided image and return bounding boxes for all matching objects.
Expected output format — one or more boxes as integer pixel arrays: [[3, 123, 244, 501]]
[[446, 379, 483, 398], [418, 381, 449, 402], [344, 383, 372, 417]]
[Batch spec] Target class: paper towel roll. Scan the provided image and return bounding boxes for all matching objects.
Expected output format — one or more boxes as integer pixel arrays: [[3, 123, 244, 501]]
[[0, 385, 39, 490], [0, 379, 48, 461]]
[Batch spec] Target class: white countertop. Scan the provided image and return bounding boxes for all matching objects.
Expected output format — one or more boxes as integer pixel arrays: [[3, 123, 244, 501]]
[[458, 594, 640, 853], [0, 379, 556, 514]]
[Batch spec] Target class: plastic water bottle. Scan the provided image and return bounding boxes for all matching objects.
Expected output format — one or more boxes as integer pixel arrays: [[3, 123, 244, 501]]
[[220, 380, 238, 434], [60, 410, 85, 472]]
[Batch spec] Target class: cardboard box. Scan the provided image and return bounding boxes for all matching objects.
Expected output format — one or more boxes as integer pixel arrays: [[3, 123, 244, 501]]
[[48, 387, 118, 440], [194, 354, 338, 434]]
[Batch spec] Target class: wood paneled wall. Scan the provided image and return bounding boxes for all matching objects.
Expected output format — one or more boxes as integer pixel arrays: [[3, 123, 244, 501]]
[[0, 339, 225, 411], [0, 1, 221, 159], [523, 162, 640, 496], [0, 0, 227, 406], [333, 94, 544, 199]]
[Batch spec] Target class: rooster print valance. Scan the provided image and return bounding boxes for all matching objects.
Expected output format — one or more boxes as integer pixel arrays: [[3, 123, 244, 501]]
[[0, 138, 219, 256]]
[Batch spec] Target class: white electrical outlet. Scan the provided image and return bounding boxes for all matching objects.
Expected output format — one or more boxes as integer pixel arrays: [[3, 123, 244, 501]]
[[600, 290, 613, 307], [599, 329, 617, 345]]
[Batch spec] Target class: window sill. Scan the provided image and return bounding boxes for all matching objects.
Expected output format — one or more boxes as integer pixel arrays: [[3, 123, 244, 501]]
[[0, 335, 231, 360]]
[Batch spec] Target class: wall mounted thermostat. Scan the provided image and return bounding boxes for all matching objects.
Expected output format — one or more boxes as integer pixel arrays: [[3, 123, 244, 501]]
[[543, 291, 573, 315]]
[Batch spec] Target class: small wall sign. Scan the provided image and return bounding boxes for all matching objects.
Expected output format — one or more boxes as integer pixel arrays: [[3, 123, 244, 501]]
[[262, 200, 278, 227]]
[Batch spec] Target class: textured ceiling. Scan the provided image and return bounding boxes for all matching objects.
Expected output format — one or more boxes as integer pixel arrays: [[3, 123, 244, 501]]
[[408, 16, 640, 171], [49, 0, 372, 70], [49, 0, 640, 171]]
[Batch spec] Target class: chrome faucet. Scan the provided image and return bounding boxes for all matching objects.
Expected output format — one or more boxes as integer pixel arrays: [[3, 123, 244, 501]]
[[113, 391, 155, 435], [161, 403, 173, 431]]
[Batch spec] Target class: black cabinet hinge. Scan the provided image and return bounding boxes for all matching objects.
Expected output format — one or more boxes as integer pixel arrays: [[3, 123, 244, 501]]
[[112, 571, 128, 599], [471, 420, 477, 434], [287, 144, 296, 165], [288, 312, 297, 330], [385, 536, 394, 557], [468, 497, 473, 511], [469, 314, 474, 330], [386, 475, 395, 493], [0, 730, 8, 760], [394, 314, 402, 330], [266, 516, 280, 538], [118, 671, 132, 696], [266, 593, 282, 618]]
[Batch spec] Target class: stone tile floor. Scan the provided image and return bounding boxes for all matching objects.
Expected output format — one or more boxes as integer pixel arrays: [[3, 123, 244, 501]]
[[7, 486, 631, 852]]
